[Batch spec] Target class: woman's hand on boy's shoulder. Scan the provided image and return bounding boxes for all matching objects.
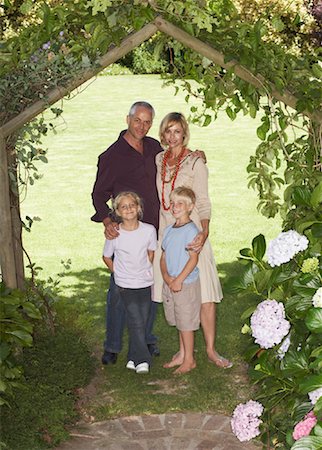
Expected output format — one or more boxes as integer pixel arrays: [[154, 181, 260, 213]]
[[186, 231, 207, 254]]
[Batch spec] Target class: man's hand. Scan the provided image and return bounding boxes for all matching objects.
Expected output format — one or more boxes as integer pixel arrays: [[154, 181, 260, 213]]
[[103, 217, 120, 240], [186, 231, 207, 254], [169, 277, 183, 293]]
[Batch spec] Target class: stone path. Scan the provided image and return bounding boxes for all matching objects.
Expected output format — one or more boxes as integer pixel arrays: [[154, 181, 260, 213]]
[[55, 413, 260, 450]]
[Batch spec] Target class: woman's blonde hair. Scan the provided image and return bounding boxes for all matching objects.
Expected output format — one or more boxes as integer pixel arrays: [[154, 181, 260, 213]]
[[113, 191, 143, 220], [159, 112, 190, 147]]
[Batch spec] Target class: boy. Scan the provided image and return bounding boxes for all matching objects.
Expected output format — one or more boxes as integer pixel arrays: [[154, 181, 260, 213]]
[[160, 186, 201, 374]]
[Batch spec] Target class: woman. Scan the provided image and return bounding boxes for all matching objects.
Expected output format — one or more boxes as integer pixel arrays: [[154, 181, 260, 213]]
[[153, 112, 232, 369]]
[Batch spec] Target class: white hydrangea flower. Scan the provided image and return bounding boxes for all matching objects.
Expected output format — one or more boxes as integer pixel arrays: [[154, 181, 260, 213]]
[[267, 230, 309, 267], [312, 287, 322, 308], [308, 387, 322, 405], [250, 300, 290, 349], [231, 400, 264, 442], [277, 335, 291, 360]]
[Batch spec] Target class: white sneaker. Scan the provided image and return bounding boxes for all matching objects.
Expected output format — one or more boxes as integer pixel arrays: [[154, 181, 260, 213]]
[[135, 362, 149, 374], [126, 360, 136, 370]]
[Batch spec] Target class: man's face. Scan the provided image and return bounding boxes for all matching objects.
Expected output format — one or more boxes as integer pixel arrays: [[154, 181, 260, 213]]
[[126, 106, 153, 141]]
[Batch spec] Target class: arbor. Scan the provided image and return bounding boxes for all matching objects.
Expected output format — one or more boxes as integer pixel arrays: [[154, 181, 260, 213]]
[[0, 1, 321, 447]]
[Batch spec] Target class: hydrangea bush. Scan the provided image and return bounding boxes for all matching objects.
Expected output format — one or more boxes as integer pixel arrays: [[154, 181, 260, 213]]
[[230, 200, 322, 449]]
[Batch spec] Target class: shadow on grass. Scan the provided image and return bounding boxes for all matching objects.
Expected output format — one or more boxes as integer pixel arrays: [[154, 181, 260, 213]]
[[20, 259, 258, 426], [56, 259, 256, 359]]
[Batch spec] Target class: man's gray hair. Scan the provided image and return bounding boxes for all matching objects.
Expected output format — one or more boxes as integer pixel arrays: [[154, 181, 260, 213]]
[[129, 101, 155, 119]]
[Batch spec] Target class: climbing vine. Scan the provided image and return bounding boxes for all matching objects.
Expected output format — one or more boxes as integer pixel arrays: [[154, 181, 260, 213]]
[[0, 0, 321, 445]]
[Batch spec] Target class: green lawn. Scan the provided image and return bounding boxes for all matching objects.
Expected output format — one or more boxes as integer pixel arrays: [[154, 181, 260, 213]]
[[20, 74, 282, 422]]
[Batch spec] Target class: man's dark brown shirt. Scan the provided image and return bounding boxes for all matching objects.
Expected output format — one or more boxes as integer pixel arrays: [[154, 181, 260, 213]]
[[91, 131, 162, 230]]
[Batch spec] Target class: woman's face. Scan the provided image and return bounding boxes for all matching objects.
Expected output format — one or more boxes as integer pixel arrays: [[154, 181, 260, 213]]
[[163, 122, 184, 149]]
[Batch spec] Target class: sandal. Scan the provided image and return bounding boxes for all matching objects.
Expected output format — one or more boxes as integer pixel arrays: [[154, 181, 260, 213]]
[[208, 352, 233, 369]]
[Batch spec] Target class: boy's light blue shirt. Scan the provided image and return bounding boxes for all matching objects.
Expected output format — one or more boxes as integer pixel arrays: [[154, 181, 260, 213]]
[[162, 222, 199, 284]]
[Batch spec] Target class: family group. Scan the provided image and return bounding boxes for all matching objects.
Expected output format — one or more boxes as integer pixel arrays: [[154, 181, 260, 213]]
[[91, 102, 232, 375]]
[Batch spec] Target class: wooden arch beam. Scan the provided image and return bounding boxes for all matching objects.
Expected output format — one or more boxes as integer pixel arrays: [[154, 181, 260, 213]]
[[1, 16, 321, 138], [154, 17, 322, 125], [0, 21, 158, 138]]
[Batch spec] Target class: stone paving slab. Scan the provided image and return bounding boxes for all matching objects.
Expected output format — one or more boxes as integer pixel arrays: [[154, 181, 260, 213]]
[[55, 413, 261, 450]]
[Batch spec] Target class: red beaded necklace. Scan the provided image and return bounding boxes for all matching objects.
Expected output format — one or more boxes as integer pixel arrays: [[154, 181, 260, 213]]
[[161, 147, 186, 211]]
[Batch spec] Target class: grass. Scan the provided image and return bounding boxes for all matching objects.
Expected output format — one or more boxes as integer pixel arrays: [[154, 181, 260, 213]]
[[0, 327, 95, 449], [8, 74, 284, 447]]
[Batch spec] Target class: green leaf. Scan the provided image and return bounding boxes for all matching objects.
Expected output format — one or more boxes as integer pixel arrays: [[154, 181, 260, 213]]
[[241, 305, 257, 320], [5, 330, 33, 346], [290, 436, 322, 450], [19, 0, 33, 14], [240, 248, 252, 258], [311, 182, 322, 208], [22, 302, 41, 319], [257, 124, 267, 140], [202, 115, 212, 127], [281, 350, 309, 376], [297, 220, 319, 234], [0, 342, 10, 362], [292, 186, 312, 206], [314, 424, 322, 437], [312, 64, 322, 79], [292, 402, 312, 422], [299, 374, 322, 394], [226, 106, 236, 120], [252, 234, 266, 260], [305, 308, 322, 333], [272, 17, 285, 32], [312, 223, 322, 238], [254, 269, 274, 292]]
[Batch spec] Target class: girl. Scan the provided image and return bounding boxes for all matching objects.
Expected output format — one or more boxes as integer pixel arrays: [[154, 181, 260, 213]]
[[103, 191, 157, 374]]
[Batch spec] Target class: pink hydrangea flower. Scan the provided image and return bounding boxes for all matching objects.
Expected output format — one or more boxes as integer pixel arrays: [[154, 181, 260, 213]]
[[231, 400, 263, 442], [292, 411, 317, 441]]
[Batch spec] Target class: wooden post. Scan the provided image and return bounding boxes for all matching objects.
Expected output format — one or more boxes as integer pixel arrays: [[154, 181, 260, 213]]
[[0, 132, 17, 288]]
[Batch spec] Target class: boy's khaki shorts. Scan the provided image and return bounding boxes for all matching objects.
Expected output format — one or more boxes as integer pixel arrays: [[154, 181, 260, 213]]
[[162, 278, 201, 331]]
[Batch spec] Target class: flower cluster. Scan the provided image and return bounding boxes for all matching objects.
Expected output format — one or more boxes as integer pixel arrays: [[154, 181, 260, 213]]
[[292, 411, 317, 441], [231, 400, 264, 442], [250, 300, 290, 349], [308, 387, 322, 405], [312, 287, 322, 308], [267, 230, 309, 267], [301, 257, 319, 273], [277, 335, 291, 360]]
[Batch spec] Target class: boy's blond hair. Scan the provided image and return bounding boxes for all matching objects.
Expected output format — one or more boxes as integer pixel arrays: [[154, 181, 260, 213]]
[[113, 191, 143, 220], [170, 186, 196, 210]]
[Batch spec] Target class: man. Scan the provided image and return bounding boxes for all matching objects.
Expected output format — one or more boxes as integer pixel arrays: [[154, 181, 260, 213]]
[[91, 101, 161, 365]]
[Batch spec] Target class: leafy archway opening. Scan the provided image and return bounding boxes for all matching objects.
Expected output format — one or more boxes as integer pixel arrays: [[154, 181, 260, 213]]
[[0, 5, 321, 447], [1, 2, 321, 290]]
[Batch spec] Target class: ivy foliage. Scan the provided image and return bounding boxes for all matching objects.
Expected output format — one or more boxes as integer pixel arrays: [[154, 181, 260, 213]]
[[0, 3, 321, 438], [0, 282, 41, 406]]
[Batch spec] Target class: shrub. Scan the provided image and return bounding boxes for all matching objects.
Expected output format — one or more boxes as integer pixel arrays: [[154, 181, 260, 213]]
[[230, 208, 322, 449], [0, 282, 41, 406]]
